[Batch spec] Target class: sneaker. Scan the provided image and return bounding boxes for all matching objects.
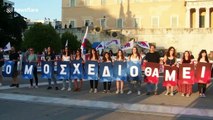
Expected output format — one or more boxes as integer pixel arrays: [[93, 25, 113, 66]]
[[10, 84, 15, 87], [102, 90, 107, 93], [61, 87, 65, 91], [94, 89, 97, 93], [115, 90, 119, 94], [199, 93, 202, 97], [146, 92, 151, 95], [16, 84, 19, 88], [202, 94, 206, 98], [127, 91, 132, 95], [0, 83, 2, 86], [137, 91, 141, 95], [181, 93, 185, 97], [120, 90, 124, 94], [170, 93, 174, 96], [165, 92, 169, 96], [47, 86, 52, 90], [154, 91, 158, 95], [35, 86, 38, 89], [186, 94, 190, 97], [55, 87, 59, 90], [89, 88, 93, 93], [67, 88, 71, 91]]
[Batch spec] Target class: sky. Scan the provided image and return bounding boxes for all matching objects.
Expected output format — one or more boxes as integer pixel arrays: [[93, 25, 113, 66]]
[[11, 0, 61, 21]]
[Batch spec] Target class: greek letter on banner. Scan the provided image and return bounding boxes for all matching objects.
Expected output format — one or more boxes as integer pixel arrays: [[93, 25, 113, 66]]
[[41, 61, 54, 79], [178, 63, 194, 84], [100, 62, 113, 82], [144, 62, 160, 84], [84, 61, 98, 80], [113, 61, 127, 81], [127, 61, 142, 81], [22, 62, 35, 79], [163, 66, 178, 86], [57, 61, 70, 80], [3, 61, 15, 77], [70, 60, 83, 80], [196, 62, 212, 84]]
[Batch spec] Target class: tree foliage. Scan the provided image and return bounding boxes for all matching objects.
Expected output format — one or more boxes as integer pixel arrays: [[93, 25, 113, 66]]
[[0, 4, 27, 49], [23, 23, 61, 53], [61, 31, 81, 51]]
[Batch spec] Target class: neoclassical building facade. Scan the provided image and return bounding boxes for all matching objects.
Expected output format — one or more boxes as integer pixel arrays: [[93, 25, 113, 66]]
[[62, 0, 213, 56]]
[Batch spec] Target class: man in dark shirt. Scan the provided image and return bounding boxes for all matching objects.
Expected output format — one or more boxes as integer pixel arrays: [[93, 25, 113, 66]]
[[9, 47, 20, 88], [0, 48, 4, 86], [45, 46, 58, 90], [144, 44, 161, 95]]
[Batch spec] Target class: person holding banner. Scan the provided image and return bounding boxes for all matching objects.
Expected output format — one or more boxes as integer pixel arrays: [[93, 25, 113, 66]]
[[9, 47, 20, 88], [45, 47, 59, 90], [27, 48, 38, 88], [102, 52, 113, 93], [179, 51, 193, 97], [89, 48, 99, 93], [115, 50, 126, 94], [61, 47, 72, 91], [163, 47, 177, 96], [73, 49, 84, 92], [197, 49, 210, 97], [144, 44, 160, 95], [0, 48, 4, 86], [127, 47, 142, 95]]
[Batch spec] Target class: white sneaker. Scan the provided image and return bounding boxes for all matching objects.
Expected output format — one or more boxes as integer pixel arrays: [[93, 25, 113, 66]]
[[170, 93, 174, 96], [61, 87, 65, 91], [120, 90, 124, 94], [181, 93, 185, 97], [89, 89, 93, 93], [186, 94, 190, 97], [202, 94, 206, 98], [67, 88, 71, 91], [127, 91, 132, 95], [115, 90, 119, 94], [137, 91, 141, 95], [94, 89, 97, 93], [165, 92, 169, 96]]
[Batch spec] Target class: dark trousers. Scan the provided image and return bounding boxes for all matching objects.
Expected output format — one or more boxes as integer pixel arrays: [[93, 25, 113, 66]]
[[90, 80, 98, 89], [30, 67, 38, 86], [198, 83, 206, 94], [103, 82, 111, 90]]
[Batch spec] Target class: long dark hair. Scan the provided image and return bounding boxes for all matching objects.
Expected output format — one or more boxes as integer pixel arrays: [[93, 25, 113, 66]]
[[102, 52, 112, 62], [166, 46, 176, 57], [89, 48, 99, 60], [116, 49, 125, 60], [63, 47, 70, 56], [182, 51, 191, 62], [197, 49, 209, 63], [75, 49, 82, 59], [131, 46, 140, 58]]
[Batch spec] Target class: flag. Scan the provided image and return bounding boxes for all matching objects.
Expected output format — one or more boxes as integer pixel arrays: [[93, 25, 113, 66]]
[[3, 42, 11, 52], [65, 40, 68, 47], [105, 39, 121, 48], [81, 26, 89, 55], [121, 40, 134, 50], [137, 41, 150, 49], [96, 41, 105, 50]]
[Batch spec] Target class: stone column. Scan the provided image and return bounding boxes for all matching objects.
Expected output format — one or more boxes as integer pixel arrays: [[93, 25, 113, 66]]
[[186, 8, 191, 28], [205, 7, 210, 28], [195, 7, 200, 28]]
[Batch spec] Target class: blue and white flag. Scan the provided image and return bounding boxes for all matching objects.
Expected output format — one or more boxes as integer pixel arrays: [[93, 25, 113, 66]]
[[70, 60, 83, 80], [99, 62, 113, 82], [84, 61, 98, 80], [127, 61, 142, 81], [41, 61, 54, 79], [22, 62, 35, 79], [113, 61, 127, 81], [57, 61, 70, 80], [2, 61, 15, 77]]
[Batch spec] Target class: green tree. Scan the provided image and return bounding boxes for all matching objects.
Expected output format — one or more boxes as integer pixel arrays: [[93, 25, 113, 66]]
[[0, 3, 27, 49], [23, 23, 61, 53], [61, 31, 81, 51]]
